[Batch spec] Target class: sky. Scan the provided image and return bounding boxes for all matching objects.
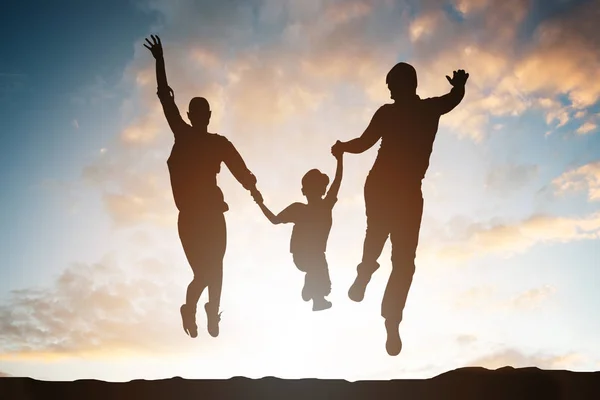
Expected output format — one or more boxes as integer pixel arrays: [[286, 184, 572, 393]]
[[1, 0, 599, 382]]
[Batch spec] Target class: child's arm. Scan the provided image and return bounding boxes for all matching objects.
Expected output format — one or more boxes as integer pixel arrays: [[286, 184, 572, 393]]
[[428, 69, 469, 116], [254, 196, 300, 225], [325, 148, 343, 206], [256, 201, 281, 225]]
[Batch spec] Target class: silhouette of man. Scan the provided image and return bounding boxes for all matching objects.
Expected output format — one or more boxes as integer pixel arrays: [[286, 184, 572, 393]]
[[332, 62, 469, 356], [144, 35, 262, 339], [253, 150, 344, 311]]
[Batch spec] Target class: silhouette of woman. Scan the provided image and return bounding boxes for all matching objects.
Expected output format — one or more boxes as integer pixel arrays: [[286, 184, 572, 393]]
[[332, 62, 469, 356], [144, 35, 262, 339]]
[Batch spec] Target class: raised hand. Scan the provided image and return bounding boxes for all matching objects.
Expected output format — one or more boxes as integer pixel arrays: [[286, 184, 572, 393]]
[[331, 140, 344, 158], [445, 69, 469, 87], [143, 35, 163, 60]]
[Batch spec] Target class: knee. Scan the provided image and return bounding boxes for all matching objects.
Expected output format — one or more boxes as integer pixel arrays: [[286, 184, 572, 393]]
[[390, 252, 416, 275]]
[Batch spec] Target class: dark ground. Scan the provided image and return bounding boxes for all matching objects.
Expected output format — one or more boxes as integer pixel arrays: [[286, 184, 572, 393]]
[[1, 366, 599, 399]]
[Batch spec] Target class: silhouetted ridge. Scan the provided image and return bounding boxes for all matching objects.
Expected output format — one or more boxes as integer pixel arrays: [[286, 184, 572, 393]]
[[1, 367, 599, 399]]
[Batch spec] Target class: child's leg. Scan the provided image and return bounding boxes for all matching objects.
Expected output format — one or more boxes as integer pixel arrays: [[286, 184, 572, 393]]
[[310, 253, 332, 311], [292, 253, 311, 301]]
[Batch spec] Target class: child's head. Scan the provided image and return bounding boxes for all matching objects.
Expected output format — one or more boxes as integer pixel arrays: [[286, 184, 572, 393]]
[[301, 169, 330, 199], [386, 62, 417, 100], [188, 96, 212, 127]]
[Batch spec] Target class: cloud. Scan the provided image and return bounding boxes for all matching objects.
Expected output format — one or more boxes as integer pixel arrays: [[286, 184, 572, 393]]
[[454, 286, 496, 309], [485, 163, 539, 194], [552, 161, 600, 202], [437, 212, 600, 261], [453, 285, 555, 311], [576, 122, 598, 135], [72, 119, 79, 130], [467, 348, 584, 370], [0, 254, 188, 359], [456, 334, 478, 346], [506, 285, 556, 310], [0, 371, 11, 377]]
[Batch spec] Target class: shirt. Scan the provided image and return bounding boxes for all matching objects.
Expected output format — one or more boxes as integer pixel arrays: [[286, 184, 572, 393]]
[[159, 89, 256, 213], [367, 87, 464, 185], [278, 195, 338, 255]]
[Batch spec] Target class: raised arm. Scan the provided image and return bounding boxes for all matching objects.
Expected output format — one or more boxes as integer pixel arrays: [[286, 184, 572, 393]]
[[332, 105, 387, 155], [427, 69, 469, 116], [143, 35, 188, 134], [324, 149, 343, 206]]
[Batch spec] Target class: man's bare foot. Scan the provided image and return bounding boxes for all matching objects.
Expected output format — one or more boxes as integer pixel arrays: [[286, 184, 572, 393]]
[[348, 271, 372, 302], [205, 303, 221, 337], [385, 319, 402, 356]]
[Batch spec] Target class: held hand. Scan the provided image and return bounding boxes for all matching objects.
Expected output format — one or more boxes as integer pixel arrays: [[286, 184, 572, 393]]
[[331, 140, 344, 159], [250, 187, 263, 204], [143, 35, 164, 59], [445, 69, 469, 87]]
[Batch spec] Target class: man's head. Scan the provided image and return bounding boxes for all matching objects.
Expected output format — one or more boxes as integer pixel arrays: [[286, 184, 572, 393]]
[[187, 97, 211, 127], [301, 169, 329, 200], [386, 62, 418, 100]]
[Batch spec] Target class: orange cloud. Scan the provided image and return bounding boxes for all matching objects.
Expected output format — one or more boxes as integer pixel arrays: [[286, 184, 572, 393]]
[[437, 212, 600, 261], [552, 161, 600, 202], [506, 285, 556, 310], [468, 348, 584, 370], [0, 255, 189, 360]]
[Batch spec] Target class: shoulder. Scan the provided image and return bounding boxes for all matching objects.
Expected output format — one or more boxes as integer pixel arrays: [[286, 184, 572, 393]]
[[207, 133, 232, 148], [173, 123, 193, 140], [375, 103, 393, 116], [371, 103, 394, 122]]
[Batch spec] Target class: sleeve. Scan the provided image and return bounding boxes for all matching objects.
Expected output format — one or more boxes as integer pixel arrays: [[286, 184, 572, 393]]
[[157, 87, 189, 137], [277, 203, 302, 224], [424, 86, 465, 116], [221, 137, 257, 190]]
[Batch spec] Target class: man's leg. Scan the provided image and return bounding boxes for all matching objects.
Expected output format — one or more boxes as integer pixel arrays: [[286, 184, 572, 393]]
[[205, 212, 227, 337], [381, 192, 424, 356], [178, 212, 209, 338], [349, 178, 391, 302]]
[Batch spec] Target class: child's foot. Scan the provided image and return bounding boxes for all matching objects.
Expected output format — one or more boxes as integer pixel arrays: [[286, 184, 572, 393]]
[[205, 302, 222, 338], [180, 304, 198, 338], [312, 297, 332, 311], [301, 283, 311, 302], [384, 319, 402, 356]]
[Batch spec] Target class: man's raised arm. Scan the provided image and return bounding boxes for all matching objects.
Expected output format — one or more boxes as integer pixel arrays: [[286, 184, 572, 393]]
[[332, 105, 387, 155], [427, 69, 469, 116], [143, 35, 188, 134]]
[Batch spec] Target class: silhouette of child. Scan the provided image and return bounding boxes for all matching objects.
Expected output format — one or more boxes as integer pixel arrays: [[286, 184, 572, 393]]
[[254, 150, 343, 311]]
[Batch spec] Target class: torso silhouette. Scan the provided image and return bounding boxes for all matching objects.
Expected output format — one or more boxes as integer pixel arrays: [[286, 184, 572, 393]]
[[283, 198, 336, 254], [370, 97, 443, 185], [167, 130, 235, 214]]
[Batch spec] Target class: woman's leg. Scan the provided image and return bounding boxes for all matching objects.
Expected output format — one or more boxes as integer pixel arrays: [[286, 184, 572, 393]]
[[205, 212, 227, 337]]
